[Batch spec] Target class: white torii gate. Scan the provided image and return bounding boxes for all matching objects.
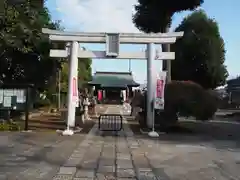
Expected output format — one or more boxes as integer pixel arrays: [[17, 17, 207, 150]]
[[42, 28, 183, 135]]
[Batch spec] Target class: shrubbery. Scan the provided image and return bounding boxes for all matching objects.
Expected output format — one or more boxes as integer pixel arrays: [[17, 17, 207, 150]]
[[0, 121, 21, 131], [33, 98, 51, 109], [138, 81, 219, 128], [165, 81, 218, 120]]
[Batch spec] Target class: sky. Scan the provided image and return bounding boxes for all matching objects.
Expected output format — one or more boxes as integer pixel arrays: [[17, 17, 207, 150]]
[[45, 0, 240, 84]]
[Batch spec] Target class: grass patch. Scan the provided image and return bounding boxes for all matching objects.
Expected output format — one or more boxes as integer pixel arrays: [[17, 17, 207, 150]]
[[0, 120, 23, 131]]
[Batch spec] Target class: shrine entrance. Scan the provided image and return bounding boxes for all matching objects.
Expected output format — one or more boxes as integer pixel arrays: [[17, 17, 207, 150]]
[[42, 28, 183, 135], [89, 71, 140, 104]]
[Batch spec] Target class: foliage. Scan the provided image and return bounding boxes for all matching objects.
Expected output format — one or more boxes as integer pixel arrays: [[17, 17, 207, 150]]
[[0, 0, 62, 91], [59, 62, 68, 93], [171, 10, 228, 89], [133, 0, 204, 33], [132, 0, 204, 77], [165, 81, 218, 120], [33, 98, 51, 109], [58, 58, 92, 93], [78, 57, 92, 87], [0, 121, 21, 131], [138, 81, 218, 128], [1, 0, 92, 108]]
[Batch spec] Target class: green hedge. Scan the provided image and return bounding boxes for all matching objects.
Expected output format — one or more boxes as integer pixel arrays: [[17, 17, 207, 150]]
[[33, 98, 51, 108], [138, 80, 218, 128], [165, 81, 218, 121], [0, 121, 21, 131]]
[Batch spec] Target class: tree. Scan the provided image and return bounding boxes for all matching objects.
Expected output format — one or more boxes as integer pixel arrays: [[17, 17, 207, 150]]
[[0, 0, 61, 90], [171, 10, 228, 89], [59, 57, 92, 93], [132, 0, 204, 81]]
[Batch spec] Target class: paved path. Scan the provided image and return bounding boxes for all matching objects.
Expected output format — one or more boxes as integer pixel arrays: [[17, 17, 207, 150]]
[[0, 105, 240, 179], [53, 105, 240, 180], [0, 132, 85, 180]]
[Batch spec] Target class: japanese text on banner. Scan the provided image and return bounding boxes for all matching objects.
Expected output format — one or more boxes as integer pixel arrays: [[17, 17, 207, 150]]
[[72, 77, 79, 107], [154, 72, 166, 109]]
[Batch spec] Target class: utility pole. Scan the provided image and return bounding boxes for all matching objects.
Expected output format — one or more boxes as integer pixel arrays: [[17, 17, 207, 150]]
[[128, 59, 131, 72], [58, 68, 61, 110]]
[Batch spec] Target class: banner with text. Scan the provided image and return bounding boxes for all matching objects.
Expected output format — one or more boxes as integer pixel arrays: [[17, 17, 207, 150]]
[[72, 76, 79, 107], [154, 71, 167, 109]]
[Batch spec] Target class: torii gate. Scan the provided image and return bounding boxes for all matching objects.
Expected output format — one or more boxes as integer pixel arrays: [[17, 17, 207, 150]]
[[42, 28, 183, 135]]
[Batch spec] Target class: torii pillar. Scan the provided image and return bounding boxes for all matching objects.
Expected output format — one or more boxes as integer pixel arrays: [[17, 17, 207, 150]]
[[64, 41, 79, 135]]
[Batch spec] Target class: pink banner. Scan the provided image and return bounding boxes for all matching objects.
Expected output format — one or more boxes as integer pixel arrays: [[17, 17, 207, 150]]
[[156, 79, 164, 98], [72, 77, 77, 97], [154, 71, 166, 110]]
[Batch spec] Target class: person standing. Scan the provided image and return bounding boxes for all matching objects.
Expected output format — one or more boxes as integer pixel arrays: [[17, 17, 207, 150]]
[[92, 96, 97, 116], [83, 94, 91, 121], [78, 91, 85, 124], [130, 90, 141, 116]]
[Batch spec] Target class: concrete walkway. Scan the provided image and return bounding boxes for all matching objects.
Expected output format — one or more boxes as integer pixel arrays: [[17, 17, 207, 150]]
[[54, 105, 139, 179], [53, 105, 240, 180], [0, 105, 240, 179]]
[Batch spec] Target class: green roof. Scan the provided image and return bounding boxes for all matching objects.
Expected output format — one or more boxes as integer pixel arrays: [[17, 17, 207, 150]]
[[88, 71, 140, 88]]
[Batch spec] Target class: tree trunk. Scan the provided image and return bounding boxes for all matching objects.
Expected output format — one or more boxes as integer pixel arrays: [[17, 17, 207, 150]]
[[162, 26, 171, 82]]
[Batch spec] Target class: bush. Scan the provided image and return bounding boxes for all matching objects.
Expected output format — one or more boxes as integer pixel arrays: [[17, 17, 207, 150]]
[[194, 90, 218, 120], [138, 81, 218, 128], [0, 121, 21, 131], [165, 80, 218, 120], [33, 98, 51, 108]]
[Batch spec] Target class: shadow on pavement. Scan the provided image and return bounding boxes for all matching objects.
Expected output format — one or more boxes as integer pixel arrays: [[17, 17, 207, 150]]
[[127, 118, 240, 150], [0, 131, 85, 177]]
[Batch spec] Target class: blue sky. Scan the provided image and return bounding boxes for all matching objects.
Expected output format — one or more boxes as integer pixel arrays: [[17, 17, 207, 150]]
[[46, 0, 240, 83]]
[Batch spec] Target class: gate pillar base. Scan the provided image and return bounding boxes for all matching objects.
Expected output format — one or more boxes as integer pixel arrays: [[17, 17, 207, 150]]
[[148, 131, 159, 137], [62, 128, 74, 136]]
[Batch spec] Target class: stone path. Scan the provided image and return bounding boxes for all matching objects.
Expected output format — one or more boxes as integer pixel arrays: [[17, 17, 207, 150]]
[[0, 132, 85, 180], [53, 105, 240, 180], [0, 105, 240, 179], [53, 105, 139, 179]]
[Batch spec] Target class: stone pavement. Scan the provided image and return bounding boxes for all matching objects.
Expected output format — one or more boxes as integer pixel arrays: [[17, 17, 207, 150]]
[[0, 132, 86, 180], [53, 105, 240, 180], [0, 105, 240, 179]]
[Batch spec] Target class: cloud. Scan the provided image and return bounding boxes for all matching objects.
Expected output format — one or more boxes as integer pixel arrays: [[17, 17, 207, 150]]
[[53, 0, 152, 84], [55, 0, 139, 33]]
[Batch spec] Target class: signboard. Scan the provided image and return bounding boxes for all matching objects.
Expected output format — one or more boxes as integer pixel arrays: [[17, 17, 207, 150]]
[[0, 90, 3, 103], [3, 96, 11, 107], [154, 71, 166, 110], [0, 88, 26, 110]]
